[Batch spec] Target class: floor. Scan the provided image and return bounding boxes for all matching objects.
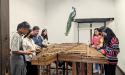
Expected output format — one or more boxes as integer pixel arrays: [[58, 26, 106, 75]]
[[39, 63, 125, 75], [5, 63, 124, 75], [116, 67, 125, 75]]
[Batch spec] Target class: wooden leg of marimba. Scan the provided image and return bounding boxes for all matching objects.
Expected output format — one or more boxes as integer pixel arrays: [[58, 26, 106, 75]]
[[47, 65, 51, 75], [39, 66, 44, 75], [81, 63, 85, 75], [39, 66, 42, 75], [63, 62, 65, 75], [56, 61, 58, 75], [66, 62, 68, 75], [100, 64, 104, 75], [87, 63, 93, 75], [56, 54, 59, 75], [72, 62, 76, 75], [76, 62, 80, 75]]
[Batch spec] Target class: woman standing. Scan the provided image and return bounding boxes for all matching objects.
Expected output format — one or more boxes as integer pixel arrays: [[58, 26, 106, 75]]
[[40, 29, 51, 74], [23, 30, 40, 75], [10, 22, 32, 75], [41, 29, 49, 47], [100, 27, 120, 75]]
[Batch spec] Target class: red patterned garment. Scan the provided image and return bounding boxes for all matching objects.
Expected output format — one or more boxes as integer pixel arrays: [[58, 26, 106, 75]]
[[101, 37, 120, 64]]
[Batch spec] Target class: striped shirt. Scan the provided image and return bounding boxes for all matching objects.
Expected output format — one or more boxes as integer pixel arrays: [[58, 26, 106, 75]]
[[102, 37, 120, 64]]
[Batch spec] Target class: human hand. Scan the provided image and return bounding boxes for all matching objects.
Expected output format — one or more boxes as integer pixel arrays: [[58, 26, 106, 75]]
[[25, 50, 33, 55], [96, 46, 100, 49], [101, 49, 106, 55], [91, 45, 95, 48]]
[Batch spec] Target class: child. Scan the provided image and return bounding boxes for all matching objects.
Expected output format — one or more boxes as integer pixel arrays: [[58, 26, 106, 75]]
[[23, 30, 40, 75], [41, 29, 49, 47], [10, 21, 32, 75], [92, 28, 103, 50], [91, 28, 104, 74]]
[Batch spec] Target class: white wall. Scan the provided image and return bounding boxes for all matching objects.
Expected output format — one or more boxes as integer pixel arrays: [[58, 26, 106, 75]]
[[10, 0, 116, 43], [45, 0, 115, 43], [9, 0, 45, 35], [73, 0, 115, 18], [45, 0, 74, 43], [115, 0, 125, 72]]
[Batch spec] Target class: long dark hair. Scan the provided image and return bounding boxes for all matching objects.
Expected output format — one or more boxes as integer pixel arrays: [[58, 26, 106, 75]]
[[17, 21, 30, 31], [41, 29, 48, 40], [100, 27, 117, 45], [93, 28, 102, 36]]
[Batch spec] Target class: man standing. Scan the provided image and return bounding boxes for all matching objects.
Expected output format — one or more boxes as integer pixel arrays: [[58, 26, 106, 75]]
[[10, 21, 32, 75], [32, 26, 43, 47], [29, 26, 43, 75]]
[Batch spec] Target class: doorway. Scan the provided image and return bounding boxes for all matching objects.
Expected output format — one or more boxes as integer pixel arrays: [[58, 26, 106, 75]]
[[0, 0, 10, 75]]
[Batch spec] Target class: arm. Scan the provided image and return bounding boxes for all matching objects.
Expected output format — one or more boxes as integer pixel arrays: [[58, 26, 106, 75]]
[[12, 50, 32, 55], [33, 36, 43, 47], [101, 37, 119, 56], [31, 39, 41, 50], [91, 37, 97, 48], [23, 38, 34, 53], [97, 37, 104, 49], [11, 35, 32, 55], [108, 37, 120, 56]]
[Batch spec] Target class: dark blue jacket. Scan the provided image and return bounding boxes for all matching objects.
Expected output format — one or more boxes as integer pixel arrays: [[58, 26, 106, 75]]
[[32, 35, 43, 47]]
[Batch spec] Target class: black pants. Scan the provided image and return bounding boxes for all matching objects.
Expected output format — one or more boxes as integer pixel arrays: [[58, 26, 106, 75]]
[[26, 61, 38, 75], [104, 64, 117, 75]]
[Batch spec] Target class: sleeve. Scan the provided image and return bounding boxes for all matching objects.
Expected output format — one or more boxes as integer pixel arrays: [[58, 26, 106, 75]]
[[98, 37, 104, 47], [104, 37, 120, 57], [41, 36, 47, 45], [33, 36, 43, 47], [37, 36, 43, 47], [22, 39, 27, 51], [10, 34, 20, 51]]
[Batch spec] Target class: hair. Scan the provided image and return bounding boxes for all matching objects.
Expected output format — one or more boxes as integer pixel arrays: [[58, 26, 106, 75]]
[[100, 27, 117, 45], [93, 28, 102, 36], [24, 29, 32, 38], [17, 21, 30, 31], [41, 29, 48, 40], [33, 26, 40, 31], [99, 26, 105, 31]]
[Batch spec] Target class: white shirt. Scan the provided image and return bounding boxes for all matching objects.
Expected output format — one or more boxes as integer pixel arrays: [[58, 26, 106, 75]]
[[23, 37, 37, 61], [10, 32, 23, 54], [41, 36, 49, 46]]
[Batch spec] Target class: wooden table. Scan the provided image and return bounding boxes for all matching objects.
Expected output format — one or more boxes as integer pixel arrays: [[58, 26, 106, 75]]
[[31, 43, 108, 75]]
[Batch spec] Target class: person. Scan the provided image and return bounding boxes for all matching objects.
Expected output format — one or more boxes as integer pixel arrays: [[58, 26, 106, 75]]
[[10, 21, 32, 75], [32, 26, 43, 47], [91, 28, 104, 74], [40, 29, 51, 73], [92, 28, 103, 50], [41, 29, 68, 75], [99, 27, 120, 75], [23, 29, 40, 75], [41, 29, 49, 47]]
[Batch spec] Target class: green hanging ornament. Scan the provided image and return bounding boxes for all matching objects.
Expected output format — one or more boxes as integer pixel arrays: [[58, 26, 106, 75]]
[[65, 7, 76, 36]]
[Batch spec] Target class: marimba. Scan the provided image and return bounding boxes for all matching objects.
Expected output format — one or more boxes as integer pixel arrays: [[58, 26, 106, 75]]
[[31, 43, 108, 75]]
